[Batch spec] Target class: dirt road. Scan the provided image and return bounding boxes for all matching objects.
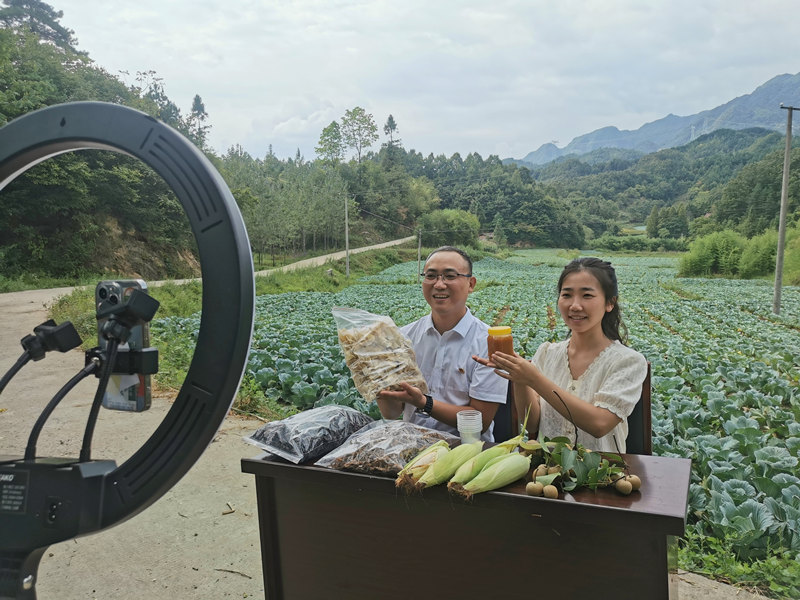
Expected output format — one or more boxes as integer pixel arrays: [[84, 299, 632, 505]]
[[0, 274, 767, 599]]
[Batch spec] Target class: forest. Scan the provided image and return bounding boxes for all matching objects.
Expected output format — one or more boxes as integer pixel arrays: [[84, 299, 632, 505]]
[[1, 0, 799, 284]]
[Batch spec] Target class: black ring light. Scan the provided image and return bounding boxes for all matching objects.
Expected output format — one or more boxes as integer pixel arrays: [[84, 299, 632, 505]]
[[0, 102, 254, 599]]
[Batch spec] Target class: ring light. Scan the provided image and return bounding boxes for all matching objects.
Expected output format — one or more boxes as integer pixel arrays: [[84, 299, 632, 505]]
[[0, 102, 255, 599]]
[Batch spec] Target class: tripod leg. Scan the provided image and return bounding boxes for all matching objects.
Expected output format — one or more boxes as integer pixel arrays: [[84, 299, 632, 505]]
[[0, 547, 46, 600]]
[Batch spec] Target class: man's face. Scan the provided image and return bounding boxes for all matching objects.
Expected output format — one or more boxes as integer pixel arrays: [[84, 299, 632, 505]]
[[421, 250, 476, 320]]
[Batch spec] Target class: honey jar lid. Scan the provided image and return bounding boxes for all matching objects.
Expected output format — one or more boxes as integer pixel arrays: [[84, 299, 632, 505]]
[[488, 326, 512, 336]]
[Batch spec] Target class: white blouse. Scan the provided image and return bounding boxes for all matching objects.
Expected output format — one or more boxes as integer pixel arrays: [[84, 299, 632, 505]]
[[531, 339, 648, 452]]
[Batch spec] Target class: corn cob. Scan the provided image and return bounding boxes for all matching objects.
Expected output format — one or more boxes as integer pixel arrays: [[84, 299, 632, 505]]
[[415, 441, 483, 490], [447, 443, 511, 487], [395, 441, 450, 491], [398, 440, 449, 478], [452, 452, 532, 500]]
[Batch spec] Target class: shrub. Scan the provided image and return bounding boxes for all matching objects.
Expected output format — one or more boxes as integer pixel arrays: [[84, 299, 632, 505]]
[[782, 222, 800, 285], [592, 234, 687, 253], [679, 230, 745, 277], [738, 230, 777, 279]]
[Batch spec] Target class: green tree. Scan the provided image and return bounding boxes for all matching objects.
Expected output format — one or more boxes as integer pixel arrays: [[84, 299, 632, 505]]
[[134, 70, 183, 130], [493, 216, 507, 247], [0, 22, 199, 278], [646, 206, 660, 238], [185, 94, 210, 150], [340, 106, 378, 163], [381, 114, 402, 168], [316, 120, 344, 164], [0, 0, 81, 53], [418, 209, 479, 248], [738, 230, 777, 279], [679, 230, 745, 277]]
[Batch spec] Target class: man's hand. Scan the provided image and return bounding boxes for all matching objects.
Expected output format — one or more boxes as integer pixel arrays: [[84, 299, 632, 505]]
[[377, 381, 425, 411]]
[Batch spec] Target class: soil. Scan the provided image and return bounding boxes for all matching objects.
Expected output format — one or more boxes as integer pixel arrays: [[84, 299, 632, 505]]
[[0, 270, 767, 599]]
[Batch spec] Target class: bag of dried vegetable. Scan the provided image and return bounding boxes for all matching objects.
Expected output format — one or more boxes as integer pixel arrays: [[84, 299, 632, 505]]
[[315, 420, 459, 476], [244, 404, 374, 463], [332, 306, 428, 402]]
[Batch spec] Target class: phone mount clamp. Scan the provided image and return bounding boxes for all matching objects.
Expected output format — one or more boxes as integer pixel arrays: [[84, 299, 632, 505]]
[[0, 102, 255, 599]]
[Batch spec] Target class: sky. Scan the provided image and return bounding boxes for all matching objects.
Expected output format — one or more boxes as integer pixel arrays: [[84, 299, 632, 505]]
[[54, 0, 800, 162]]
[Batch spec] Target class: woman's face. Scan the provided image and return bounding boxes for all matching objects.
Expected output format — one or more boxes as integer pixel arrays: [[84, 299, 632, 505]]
[[557, 270, 613, 335]]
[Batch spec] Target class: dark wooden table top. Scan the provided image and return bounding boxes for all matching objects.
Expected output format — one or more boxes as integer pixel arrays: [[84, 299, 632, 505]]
[[242, 451, 692, 536]]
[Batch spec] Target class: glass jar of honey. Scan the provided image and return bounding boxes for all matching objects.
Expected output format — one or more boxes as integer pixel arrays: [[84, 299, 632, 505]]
[[487, 325, 513, 357]]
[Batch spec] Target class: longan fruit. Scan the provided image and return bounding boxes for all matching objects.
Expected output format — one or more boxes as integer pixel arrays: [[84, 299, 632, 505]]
[[615, 478, 633, 495], [526, 481, 544, 496], [626, 474, 642, 491], [542, 484, 559, 499]]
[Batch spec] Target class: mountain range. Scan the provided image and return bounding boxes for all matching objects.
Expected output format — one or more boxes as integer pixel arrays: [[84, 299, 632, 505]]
[[513, 72, 800, 166]]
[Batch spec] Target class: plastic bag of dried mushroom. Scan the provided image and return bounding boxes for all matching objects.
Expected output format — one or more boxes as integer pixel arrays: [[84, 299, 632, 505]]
[[332, 306, 428, 402]]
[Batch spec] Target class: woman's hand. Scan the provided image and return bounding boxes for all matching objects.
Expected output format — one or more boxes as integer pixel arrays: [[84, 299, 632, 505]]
[[471, 354, 497, 368], [482, 351, 540, 387]]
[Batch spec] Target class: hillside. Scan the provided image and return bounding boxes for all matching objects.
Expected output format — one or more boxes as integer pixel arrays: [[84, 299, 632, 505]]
[[515, 72, 800, 166]]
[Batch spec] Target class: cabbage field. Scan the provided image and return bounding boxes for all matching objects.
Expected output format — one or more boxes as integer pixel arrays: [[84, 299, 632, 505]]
[[153, 250, 800, 593]]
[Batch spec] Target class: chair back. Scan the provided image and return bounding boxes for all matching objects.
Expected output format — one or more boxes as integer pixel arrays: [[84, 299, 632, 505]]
[[491, 383, 516, 443], [625, 362, 652, 455]]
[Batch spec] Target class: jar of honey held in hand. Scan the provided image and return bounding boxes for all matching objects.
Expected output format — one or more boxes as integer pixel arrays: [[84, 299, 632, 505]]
[[487, 326, 513, 357]]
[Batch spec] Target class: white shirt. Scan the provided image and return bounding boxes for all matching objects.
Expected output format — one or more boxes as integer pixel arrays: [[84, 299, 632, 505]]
[[400, 308, 508, 441], [532, 339, 647, 452]]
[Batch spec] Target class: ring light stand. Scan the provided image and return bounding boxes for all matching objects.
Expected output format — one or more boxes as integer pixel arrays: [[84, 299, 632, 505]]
[[0, 102, 255, 599]]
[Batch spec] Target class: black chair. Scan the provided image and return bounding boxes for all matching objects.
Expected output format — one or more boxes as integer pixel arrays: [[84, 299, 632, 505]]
[[625, 361, 652, 455], [493, 362, 652, 453], [491, 383, 516, 443]]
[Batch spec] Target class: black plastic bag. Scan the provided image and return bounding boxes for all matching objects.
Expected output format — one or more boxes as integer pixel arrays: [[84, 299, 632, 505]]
[[244, 404, 374, 464]]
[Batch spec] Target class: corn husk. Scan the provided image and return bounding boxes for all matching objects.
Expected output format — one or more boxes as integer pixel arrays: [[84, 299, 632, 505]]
[[395, 441, 449, 491], [447, 444, 512, 487], [497, 433, 524, 450], [451, 452, 532, 500], [415, 441, 483, 490]]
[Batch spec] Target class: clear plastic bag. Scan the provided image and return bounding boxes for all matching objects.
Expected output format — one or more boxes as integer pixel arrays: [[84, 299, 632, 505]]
[[332, 306, 427, 402], [244, 404, 374, 464], [315, 420, 459, 476]]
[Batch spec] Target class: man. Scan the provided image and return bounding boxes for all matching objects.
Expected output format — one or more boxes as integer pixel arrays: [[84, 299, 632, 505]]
[[376, 246, 507, 441]]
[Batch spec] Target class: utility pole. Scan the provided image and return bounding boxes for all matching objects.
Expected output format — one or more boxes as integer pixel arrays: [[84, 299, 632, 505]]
[[345, 195, 350, 277], [417, 230, 423, 283], [773, 104, 798, 315]]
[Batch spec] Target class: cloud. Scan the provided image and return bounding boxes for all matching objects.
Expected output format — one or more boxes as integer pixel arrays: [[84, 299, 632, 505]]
[[57, 0, 800, 161]]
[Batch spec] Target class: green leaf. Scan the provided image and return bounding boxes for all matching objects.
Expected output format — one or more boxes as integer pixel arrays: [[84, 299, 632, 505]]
[[754, 446, 799, 475], [753, 476, 782, 498]]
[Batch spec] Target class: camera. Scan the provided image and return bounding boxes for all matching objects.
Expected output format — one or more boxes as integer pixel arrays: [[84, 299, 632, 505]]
[[95, 279, 152, 412]]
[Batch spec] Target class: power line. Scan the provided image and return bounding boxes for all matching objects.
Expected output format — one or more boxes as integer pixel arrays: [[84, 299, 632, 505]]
[[357, 207, 415, 230]]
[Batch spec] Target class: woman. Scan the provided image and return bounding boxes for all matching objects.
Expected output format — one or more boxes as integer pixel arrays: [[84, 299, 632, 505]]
[[474, 257, 647, 452]]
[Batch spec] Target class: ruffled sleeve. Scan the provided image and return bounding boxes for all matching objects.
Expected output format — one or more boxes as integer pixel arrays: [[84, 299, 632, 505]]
[[591, 344, 648, 420]]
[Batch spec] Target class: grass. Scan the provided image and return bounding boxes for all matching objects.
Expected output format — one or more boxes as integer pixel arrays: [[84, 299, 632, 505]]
[[679, 530, 800, 598], [48, 280, 204, 351], [0, 271, 113, 293]]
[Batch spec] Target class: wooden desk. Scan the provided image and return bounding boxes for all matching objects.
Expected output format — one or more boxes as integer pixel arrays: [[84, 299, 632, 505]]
[[241, 453, 691, 600]]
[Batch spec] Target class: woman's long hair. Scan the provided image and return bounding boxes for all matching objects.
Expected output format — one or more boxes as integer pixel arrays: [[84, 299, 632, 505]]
[[557, 257, 628, 344]]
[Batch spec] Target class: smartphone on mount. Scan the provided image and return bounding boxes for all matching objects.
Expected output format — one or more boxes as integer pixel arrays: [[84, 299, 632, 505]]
[[96, 279, 152, 412]]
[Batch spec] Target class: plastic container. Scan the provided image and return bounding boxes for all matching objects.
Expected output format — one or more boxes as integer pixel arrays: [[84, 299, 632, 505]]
[[457, 409, 483, 444], [487, 325, 513, 357]]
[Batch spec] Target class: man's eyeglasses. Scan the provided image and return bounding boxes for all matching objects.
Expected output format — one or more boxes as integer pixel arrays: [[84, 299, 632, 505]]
[[420, 270, 472, 283]]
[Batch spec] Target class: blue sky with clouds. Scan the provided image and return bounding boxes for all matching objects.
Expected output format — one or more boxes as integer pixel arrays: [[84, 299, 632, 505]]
[[56, 0, 800, 161]]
